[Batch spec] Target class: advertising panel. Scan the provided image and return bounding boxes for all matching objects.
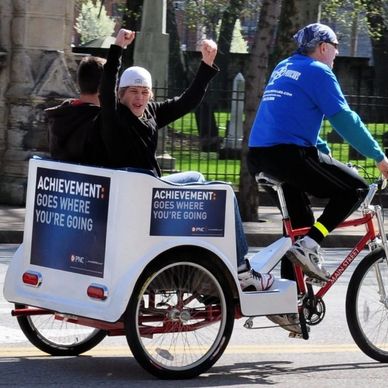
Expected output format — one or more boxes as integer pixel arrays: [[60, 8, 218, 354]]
[[30, 167, 110, 277], [150, 188, 226, 237]]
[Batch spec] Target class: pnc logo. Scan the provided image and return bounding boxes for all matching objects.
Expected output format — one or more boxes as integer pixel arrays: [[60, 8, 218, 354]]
[[70, 254, 85, 264], [192, 226, 206, 233]]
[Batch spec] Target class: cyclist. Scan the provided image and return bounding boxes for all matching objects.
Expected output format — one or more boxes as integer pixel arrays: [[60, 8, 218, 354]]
[[247, 23, 388, 332]]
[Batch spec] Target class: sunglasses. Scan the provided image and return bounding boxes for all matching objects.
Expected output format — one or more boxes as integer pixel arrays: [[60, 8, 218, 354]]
[[325, 41, 339, 49]]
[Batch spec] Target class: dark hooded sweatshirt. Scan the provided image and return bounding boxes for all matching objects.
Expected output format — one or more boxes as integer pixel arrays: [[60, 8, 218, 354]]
[[46, 100, 108, 166]]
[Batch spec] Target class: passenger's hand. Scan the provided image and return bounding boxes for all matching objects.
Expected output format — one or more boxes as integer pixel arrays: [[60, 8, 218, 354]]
[[115, 28, 135, 49], [376, 157, 388, 179], [200, 39, 217, 67]]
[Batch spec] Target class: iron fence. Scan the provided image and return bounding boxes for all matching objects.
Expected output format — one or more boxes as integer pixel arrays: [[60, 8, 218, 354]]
[[154, 84, 388, 186]]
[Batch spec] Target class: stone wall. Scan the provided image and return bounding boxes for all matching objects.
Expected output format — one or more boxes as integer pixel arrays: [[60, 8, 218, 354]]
[[0, 0, 78, 205]]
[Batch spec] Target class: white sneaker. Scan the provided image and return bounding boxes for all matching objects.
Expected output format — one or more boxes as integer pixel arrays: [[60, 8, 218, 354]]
[[267, 314, 303, 334], [238, 269, 274, 292], [286, 237, 330, 281]]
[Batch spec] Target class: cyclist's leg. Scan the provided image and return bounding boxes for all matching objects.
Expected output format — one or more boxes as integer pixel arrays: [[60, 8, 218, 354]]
[[248, 145, 368, 280], [258, 185, 314, 280], [281, 185, 314, 280], [297, 149, 368, 240], [279, 147, 367, 280], [249, 145, 367, 238]]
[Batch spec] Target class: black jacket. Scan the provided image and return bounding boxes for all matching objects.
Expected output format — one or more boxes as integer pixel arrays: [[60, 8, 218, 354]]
[[99, 44, 219, 176], [46, 100, 108, 166]]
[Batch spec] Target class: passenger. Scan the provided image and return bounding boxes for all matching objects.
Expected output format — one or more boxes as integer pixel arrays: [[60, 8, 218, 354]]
[[99, 28, 274, 292], [46, 56, 108, 166], [247, 23, 388, 332]]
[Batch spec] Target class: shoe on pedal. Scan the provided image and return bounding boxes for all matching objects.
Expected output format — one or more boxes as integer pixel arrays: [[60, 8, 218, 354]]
[[238, 269, 274, 292], [267, 313, 305, 334], [286, 237, 330, 282]]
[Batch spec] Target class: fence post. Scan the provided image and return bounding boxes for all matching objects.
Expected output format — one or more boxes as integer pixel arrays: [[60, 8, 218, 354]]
[[219, 73, 245, 159]]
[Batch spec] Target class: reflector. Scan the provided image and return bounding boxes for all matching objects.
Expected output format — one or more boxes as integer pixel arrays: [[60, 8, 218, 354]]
[[87, 284, 108, 300], [22, 271, 42, 287]]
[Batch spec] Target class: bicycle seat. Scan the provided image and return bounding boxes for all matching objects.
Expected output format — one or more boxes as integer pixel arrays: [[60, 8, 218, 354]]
[[255, 172, 283, 187]]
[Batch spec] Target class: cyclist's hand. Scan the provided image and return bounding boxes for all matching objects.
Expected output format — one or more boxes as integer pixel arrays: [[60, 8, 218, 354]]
[[376, 157, 388, 179]]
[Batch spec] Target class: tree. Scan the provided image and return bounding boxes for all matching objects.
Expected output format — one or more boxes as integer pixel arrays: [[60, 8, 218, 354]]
[[239, 0, 282, 221], [121, 0, 143, 68], [75, 0, 115, 44], [216, 18, 249, 54], [167, 0, 189, 88], [361, 0, 388, 97], [321, 1, 388, 96], [185, 0, 227, 41], [184, 1, 257, 150], [216, 0, 246, 89], [270, 0, 321, 69]]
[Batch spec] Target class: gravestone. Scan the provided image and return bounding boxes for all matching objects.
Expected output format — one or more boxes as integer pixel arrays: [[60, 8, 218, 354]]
[[219, 73, 244, 160]]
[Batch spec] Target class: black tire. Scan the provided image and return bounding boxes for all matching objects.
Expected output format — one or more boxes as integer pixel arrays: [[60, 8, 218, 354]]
[[124, 251, 235, 379], [346, 247, 388, 362], [15, 304, 107, 356]]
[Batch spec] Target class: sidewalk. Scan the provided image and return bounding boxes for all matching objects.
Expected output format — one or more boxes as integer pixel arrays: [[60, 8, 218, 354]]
[[1, 204, 387, 248]]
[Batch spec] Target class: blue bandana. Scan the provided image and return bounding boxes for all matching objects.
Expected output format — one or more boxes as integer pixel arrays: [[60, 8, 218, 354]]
[[293, 23, 338, 53]]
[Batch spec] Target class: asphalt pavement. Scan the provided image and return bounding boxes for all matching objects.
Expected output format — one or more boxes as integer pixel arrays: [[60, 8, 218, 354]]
[[1, 203, 387, 248]]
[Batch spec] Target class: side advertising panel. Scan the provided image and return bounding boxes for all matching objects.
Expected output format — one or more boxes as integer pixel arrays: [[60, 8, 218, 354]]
[[150, 188, 226, 237], [30, 167, 110, 278]]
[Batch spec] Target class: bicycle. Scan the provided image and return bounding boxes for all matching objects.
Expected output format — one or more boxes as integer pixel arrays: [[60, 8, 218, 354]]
[[248, 169, 388, 363], [3, 158, 388, 380]]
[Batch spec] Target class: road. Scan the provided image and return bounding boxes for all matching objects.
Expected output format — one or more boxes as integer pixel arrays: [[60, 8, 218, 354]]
[[1, 244, 388, 387]]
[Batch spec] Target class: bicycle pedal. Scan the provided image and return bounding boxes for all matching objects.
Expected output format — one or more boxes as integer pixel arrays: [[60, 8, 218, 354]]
[[305, 277, 326, 287]]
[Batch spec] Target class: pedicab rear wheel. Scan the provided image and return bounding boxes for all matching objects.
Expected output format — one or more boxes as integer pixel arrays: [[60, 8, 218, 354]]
[[15, 304, 107, 356], [124, 251, 235, 379]]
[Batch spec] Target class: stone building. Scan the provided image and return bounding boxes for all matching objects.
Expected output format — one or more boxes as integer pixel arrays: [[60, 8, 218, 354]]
[[0, 0, 77, 205]]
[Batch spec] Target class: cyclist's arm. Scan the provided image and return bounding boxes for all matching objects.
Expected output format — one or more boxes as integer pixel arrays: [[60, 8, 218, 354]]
[[328, 109, 385, 162], [317, 136, 331, 155]]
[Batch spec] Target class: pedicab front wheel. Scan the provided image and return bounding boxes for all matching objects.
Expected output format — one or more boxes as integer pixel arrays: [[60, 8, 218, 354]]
[[346, 247, 388, 362], [15, 304, 107, 356], [124, 251, 235, 379]]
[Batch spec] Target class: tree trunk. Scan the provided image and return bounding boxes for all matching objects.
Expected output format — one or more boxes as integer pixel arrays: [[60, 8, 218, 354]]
[[270, 0, 321, 69], [167, 0, 188, 89], [122, 0, 143, 68], [217, 0, 245, 89], [363, 0, 388, 98], [239, 0, 282, 221]]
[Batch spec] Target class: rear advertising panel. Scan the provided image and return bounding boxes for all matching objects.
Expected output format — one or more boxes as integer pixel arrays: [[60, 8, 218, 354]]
[[30, 167, 110, 278], [150, 187, 226, 237]]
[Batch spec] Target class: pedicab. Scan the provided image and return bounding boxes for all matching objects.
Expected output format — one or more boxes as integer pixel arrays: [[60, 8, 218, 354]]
[[3, 157, 297, 379]]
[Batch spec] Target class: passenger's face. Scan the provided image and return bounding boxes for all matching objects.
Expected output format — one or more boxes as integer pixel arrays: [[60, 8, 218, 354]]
[[120, 86, 151, 117]]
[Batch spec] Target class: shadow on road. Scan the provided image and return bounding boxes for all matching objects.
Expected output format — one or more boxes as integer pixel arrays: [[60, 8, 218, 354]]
[[1, 354, 386, 386]]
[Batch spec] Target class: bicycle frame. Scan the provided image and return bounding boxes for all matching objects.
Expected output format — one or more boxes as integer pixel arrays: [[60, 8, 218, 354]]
[[270, 178, 387, 299]]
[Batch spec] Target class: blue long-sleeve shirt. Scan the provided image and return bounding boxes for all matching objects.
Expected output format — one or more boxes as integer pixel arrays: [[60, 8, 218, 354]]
[[249, 53, 384, 162]]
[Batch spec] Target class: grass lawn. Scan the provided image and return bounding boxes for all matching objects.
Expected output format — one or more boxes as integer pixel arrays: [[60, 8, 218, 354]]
[[164, 114, 388, 185]]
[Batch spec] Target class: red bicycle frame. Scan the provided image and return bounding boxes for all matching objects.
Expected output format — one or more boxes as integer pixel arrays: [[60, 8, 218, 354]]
[[283, 210, 377, 297]]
